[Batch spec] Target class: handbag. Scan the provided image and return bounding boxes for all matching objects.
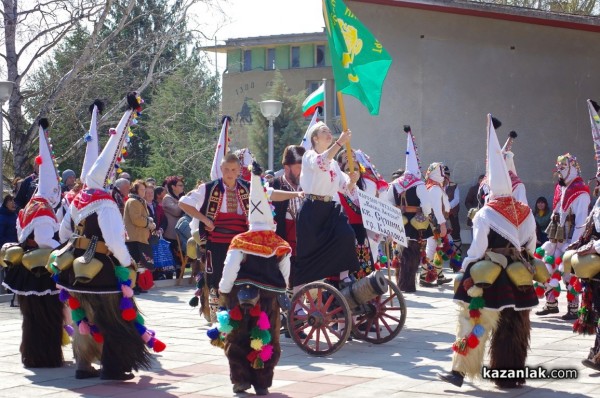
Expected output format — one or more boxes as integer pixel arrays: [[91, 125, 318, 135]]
[[152, 236, 175, 270]]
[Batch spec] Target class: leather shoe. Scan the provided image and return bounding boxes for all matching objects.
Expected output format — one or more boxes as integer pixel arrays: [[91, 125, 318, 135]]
[[233, 382, 251, 393], [100, 371, 135, 381], [582, 359, 600, 371], [419, 280, 436, 288], [561, 311, 578, 321], [437, 276, 452, 285], [535, 306, 559, 316], [75, 369, 100, 379], [254, 387, 269, 395], [438, 370, 464, 387]]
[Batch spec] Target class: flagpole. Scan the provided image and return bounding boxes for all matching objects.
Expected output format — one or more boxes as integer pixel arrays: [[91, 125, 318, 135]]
[[336, 91, 354, 172], [322, 78, 327, 126]]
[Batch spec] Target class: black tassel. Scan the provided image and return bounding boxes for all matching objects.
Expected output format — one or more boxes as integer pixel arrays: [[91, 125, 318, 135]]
[[509, 130, 517, 139], [403, 125, 411, 133], [126, 92, 139, 110], [89, 99, 105, 115], [39, 118, 50, 130], [491, 117, 502, 129], [252, 161, 263, 176], [221, 115, 232, 125], [189, 296, 199, 308]]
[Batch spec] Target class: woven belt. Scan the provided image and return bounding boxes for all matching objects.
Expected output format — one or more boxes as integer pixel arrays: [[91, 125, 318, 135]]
[[74, 237, 110, 255], [401, 205, 421, 213], [306, 194, 333, 202]]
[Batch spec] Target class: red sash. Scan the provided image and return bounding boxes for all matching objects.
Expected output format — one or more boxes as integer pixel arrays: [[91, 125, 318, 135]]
[[285, 219, 297, 255], [209, 212, 248, 244]]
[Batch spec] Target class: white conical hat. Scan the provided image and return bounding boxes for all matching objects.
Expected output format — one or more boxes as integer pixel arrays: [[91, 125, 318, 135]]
[[85, 93, 140, 190], [34, 119, 61, 208], [80, 100, 103, 185], [486, 114, 512, 199], [404, 126, 421, 178], [248, 162, 275, 232], [210, 116, 231, 180]]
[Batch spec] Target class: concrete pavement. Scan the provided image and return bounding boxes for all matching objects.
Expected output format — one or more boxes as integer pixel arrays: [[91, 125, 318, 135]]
[[0, 274, 598, 398]]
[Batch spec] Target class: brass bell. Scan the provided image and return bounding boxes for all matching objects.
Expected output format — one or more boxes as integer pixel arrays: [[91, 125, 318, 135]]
[[571, 253, 600, 279], [73, 257, 104, 283], [562, 250, 575, 275], [506, 262, 533, 288], [545, 221, 557, 240], [186, 237, 197, 260], [470, 260, 502, 288], [402, 215, 408, 226], [1, 243, 23, 267], [554, 225, 565, 243], [532, 258, 551, 283], [22, 248, 53, 272], [46, 249, 74, 274]]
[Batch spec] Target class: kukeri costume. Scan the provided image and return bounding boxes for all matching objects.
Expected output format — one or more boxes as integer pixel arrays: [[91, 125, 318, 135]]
[[54, 94, 164, 380], [439, 114, 541, 389], [209, 162, 291, 396], [420, 162, 452, 287], [1, 119, 65, 368], [536, 153, 590, 319], [385, 126, 433, 292]]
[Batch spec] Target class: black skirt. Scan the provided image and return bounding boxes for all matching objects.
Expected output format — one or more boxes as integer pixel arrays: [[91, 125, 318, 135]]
[[293, 199, 359, 286], [3, 264, 58, 296], [454, 263, 539, 310]]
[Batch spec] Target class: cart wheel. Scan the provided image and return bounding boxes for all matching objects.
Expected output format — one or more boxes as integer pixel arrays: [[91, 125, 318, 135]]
[[352, 280, 406, 344], [287, 281, 352, 356]]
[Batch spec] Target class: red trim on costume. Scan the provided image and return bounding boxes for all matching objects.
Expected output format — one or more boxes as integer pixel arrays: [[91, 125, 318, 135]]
[[425, 178, 443, 190], [229, 230, 292, 257], [72, 189, 115, 211], [487, 196, 530, 227], [63, 189, 78, 206], [18, 197, 57, 229], [396, 172, 422, 191], [552, 177, 590, 212], [209, 212, 248, 244], [338, 193, 363, 224]]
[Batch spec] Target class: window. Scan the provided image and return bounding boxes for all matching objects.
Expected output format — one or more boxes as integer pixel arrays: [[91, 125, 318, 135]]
[[307, 81, 321, 94], [266, 48, 276, 70], [291, 46, 300, 68], [315, 45, 325, 67], [243, 49, 252, 71]]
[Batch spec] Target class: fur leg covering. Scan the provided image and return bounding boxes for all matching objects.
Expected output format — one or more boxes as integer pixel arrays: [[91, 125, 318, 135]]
[[71, 293, 102, 371], [452, 304, 499, 378], [77, 294, 151, 374], [489, 309, 531, 388], [209, 288, 219, 324], [19, 294, 65, 368], [224, 288, 281, 390], [589, 280, 600, 364]]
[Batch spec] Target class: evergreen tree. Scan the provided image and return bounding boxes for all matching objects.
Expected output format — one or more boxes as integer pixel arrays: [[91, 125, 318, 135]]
[[247, 71, 306, 169]]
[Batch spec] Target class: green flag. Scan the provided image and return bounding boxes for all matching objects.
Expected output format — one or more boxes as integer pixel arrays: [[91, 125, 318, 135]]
[[322, 0, 392, 115]]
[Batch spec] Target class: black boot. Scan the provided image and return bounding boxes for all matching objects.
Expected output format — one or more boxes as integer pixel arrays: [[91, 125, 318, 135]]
[[535, 302, 559, 316], [561, 302, 578, 320], [438, 370, 464, 387], [437, 273, 452, 285]]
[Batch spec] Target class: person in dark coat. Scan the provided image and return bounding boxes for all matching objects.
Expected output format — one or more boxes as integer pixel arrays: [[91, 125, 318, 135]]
[[0, 195, 18, 246]]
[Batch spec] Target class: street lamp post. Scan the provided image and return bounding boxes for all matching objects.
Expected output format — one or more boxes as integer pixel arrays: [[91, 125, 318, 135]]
[[0, 81, 14, 195], [259, 100, 282, 171]]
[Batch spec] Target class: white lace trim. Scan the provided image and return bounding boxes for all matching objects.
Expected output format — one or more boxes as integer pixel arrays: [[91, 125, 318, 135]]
[[2, 282, 59, 296], [16, 216, 59, 243], [478, 206, 535, 250]]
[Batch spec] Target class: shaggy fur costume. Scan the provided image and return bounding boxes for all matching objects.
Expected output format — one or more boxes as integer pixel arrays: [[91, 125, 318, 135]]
[[75, 293, 151, 375], [489, 308, 531, 388], [452, 303, 499, 378], [18, 294, 64, 368], [224, 287, 281, 390]]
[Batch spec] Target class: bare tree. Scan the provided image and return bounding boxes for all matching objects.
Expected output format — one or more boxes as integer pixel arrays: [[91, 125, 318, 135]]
[[1, 0, 212, 179]]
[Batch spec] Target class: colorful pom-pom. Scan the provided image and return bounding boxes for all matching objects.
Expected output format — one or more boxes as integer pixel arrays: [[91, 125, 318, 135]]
[[250, 338, 264, 351], [469, 309, 481, 318], [64, 324, 74, 336], [250, 303, 261, 317], [114, 266, 130, 282], [207, 328, 220, 340], [92, 332, 104, 343], [152, 338, 166, 353], [258, 344, 273, 362], [189, 296, 199, 307], [59, 289, 70, 302], [468, 297, 485, 310], [121, 284, 134, 298], [229, 306, 243, 321], [120, 297, 134, 310], [472, 324, 485, 338], [467, 334, 479, 348], [257, 312, 270, 330], [35, 155, 43, 165], [122, 308, 136, 321], [78, 321, 90, 335]]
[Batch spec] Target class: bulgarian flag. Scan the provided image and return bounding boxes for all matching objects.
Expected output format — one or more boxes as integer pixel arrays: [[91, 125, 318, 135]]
[[302, 83, 325, 117]]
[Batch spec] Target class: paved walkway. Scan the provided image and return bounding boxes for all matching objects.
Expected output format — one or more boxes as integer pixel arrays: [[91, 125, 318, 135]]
[[0, 275, 598, 398]]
